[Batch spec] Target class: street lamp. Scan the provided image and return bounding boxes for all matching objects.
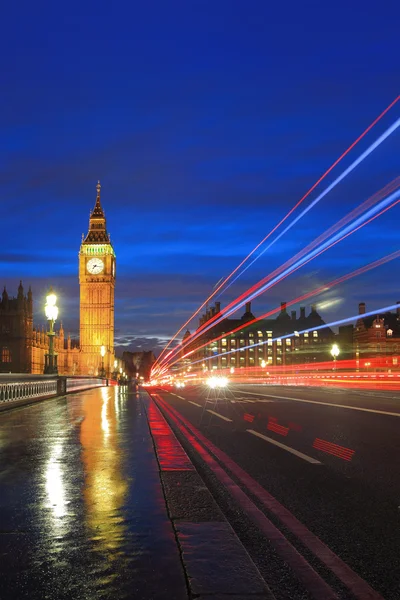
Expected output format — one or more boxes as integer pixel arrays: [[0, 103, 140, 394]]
[[113, 359, 118, 380], [261, 360, 266, 368], [99, 345, 106, 378], [330, 343, 340, 371], [44, 288, 59, 374]]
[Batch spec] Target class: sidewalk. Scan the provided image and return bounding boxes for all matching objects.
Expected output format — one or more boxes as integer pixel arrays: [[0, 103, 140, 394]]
[[141, 390, 273, 599]]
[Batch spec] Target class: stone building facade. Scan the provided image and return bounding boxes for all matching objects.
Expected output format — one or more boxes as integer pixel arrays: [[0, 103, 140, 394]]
[[354, 301, 400, 369], [184, 300, 335, 373]]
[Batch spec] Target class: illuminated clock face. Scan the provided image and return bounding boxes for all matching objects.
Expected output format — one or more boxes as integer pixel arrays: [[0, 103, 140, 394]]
[[87, 257, 104, 274]]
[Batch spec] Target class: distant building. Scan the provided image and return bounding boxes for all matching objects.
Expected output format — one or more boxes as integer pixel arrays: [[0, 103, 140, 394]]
[[123, 350, 156, 381], [354, 301, 400, 368], [0, 282, 32, 373], [0, 283, 80, 374], [185, 300, 334, 373]]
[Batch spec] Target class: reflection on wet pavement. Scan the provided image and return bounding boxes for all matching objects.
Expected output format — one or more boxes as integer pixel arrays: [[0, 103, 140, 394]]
[[0, 387, 187, 600], [81, 387, 128, 554]]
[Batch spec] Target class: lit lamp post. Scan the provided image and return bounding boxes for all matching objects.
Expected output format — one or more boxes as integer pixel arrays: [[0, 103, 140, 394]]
[[44, 288, 58, 374], [99, 345, 106, 378], [330, 343, 340, 371], [113, 359, 118, 380]]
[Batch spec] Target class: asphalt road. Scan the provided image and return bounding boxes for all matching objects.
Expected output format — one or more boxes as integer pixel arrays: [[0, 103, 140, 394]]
[[153, 383, 400, 600]]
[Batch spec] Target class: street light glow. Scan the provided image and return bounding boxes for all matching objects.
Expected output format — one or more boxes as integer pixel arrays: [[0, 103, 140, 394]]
[[331, 344, 340, 358], [45, 292, 58, 321]]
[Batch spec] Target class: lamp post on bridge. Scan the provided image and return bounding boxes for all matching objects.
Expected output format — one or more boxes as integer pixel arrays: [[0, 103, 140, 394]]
[[44, 288, 59, 375], [99, 345, 106, 378]]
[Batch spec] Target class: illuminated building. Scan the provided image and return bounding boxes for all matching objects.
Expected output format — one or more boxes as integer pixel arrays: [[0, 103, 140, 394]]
[[79, 181, 116, 376], [0, 282, 33, 372], [188, 301, 335, 371], [354, 301, 400, 367]]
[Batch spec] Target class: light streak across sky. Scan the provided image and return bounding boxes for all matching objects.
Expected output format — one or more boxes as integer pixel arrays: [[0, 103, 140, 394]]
[[149, 249, 400, 376], [152, 96, 400, 369], [227, 187, 400, 311], [154, 183, 400, 372], [219, 116, 400, 293]]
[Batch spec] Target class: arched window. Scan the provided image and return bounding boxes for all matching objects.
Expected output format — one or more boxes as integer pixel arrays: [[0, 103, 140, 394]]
[[1, 347, 11, 363]]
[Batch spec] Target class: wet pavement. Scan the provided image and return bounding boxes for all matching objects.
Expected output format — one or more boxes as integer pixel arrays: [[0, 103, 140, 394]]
[[0, 386, 188, 600]]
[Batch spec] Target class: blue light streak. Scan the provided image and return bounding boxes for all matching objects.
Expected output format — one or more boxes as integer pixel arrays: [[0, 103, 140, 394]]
[[219, 117, 400, 295], [195, 187, 400, 339]]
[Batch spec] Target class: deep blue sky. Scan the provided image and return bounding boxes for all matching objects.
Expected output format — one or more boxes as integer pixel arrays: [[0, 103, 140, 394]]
[[1, 1, 399, 353]]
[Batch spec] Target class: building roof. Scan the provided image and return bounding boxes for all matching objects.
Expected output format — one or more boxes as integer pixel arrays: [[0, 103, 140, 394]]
[[83, 181, 111, 244], [197, 301, 334, 340], [358, 310, 400, 337]]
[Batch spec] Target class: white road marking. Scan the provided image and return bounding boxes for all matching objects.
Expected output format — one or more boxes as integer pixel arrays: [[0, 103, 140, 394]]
[[170, 392, 186, 400], [207, 409, 233, 422], [247, 429, 322, 464], [238, 390, 400, 418], [188, 401, 202, 407]]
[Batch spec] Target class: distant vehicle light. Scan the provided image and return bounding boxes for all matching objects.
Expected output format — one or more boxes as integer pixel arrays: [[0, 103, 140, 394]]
[[206, 376, 228, 389]]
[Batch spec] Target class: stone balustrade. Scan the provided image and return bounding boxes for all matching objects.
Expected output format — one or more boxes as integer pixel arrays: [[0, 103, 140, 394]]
[[0, 375, 108, 410]]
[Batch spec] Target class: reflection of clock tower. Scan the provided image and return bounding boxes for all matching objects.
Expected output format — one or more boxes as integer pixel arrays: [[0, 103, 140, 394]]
[[79, 181, 116, 375]]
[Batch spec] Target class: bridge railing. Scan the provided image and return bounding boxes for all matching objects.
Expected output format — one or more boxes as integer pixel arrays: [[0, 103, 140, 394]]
[[66, 377, 107, 392], [0, 375, 108, 410], [0, 379, 58, 405]]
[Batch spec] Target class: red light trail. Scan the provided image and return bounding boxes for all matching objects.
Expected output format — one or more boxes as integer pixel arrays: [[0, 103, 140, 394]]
[[153, 189, 400, 376], [153, 95, 400, 370]]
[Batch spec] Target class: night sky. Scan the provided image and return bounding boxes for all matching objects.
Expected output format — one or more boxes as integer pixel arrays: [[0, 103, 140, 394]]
[[1, 1, 399, 354]]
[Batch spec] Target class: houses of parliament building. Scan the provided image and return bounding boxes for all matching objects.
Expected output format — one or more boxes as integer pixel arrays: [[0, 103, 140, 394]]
[[0, 182, 116, 375]]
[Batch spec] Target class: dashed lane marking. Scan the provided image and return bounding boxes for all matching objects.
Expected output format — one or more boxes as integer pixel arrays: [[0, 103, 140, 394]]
[[207, 409, 233, 422], [169, 392, 186, 400], [238, 390, 400, 417], [188, 401, 202, 407], [247, 429, 322, 464]]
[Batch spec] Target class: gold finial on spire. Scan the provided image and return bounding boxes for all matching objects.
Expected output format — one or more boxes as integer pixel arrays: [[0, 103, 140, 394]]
[[96, 180, 101, 197]]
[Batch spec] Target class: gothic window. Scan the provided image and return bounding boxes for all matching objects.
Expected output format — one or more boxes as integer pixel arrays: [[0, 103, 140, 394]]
[[1, 347, 11, 363]]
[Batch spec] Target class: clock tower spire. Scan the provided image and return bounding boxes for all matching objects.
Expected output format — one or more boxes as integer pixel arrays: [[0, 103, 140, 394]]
[[79, 181, 116, 376]]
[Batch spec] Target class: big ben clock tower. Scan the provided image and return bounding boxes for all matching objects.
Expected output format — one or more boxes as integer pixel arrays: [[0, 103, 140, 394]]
[[79, 181, 116, 375]]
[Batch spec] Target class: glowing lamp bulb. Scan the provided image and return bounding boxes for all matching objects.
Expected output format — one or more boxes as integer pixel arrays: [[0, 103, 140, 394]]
[[47, 293, 57, 307]]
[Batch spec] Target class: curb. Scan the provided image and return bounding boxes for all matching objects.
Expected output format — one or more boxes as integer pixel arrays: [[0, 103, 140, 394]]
[[142, 391, 274, 600]]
